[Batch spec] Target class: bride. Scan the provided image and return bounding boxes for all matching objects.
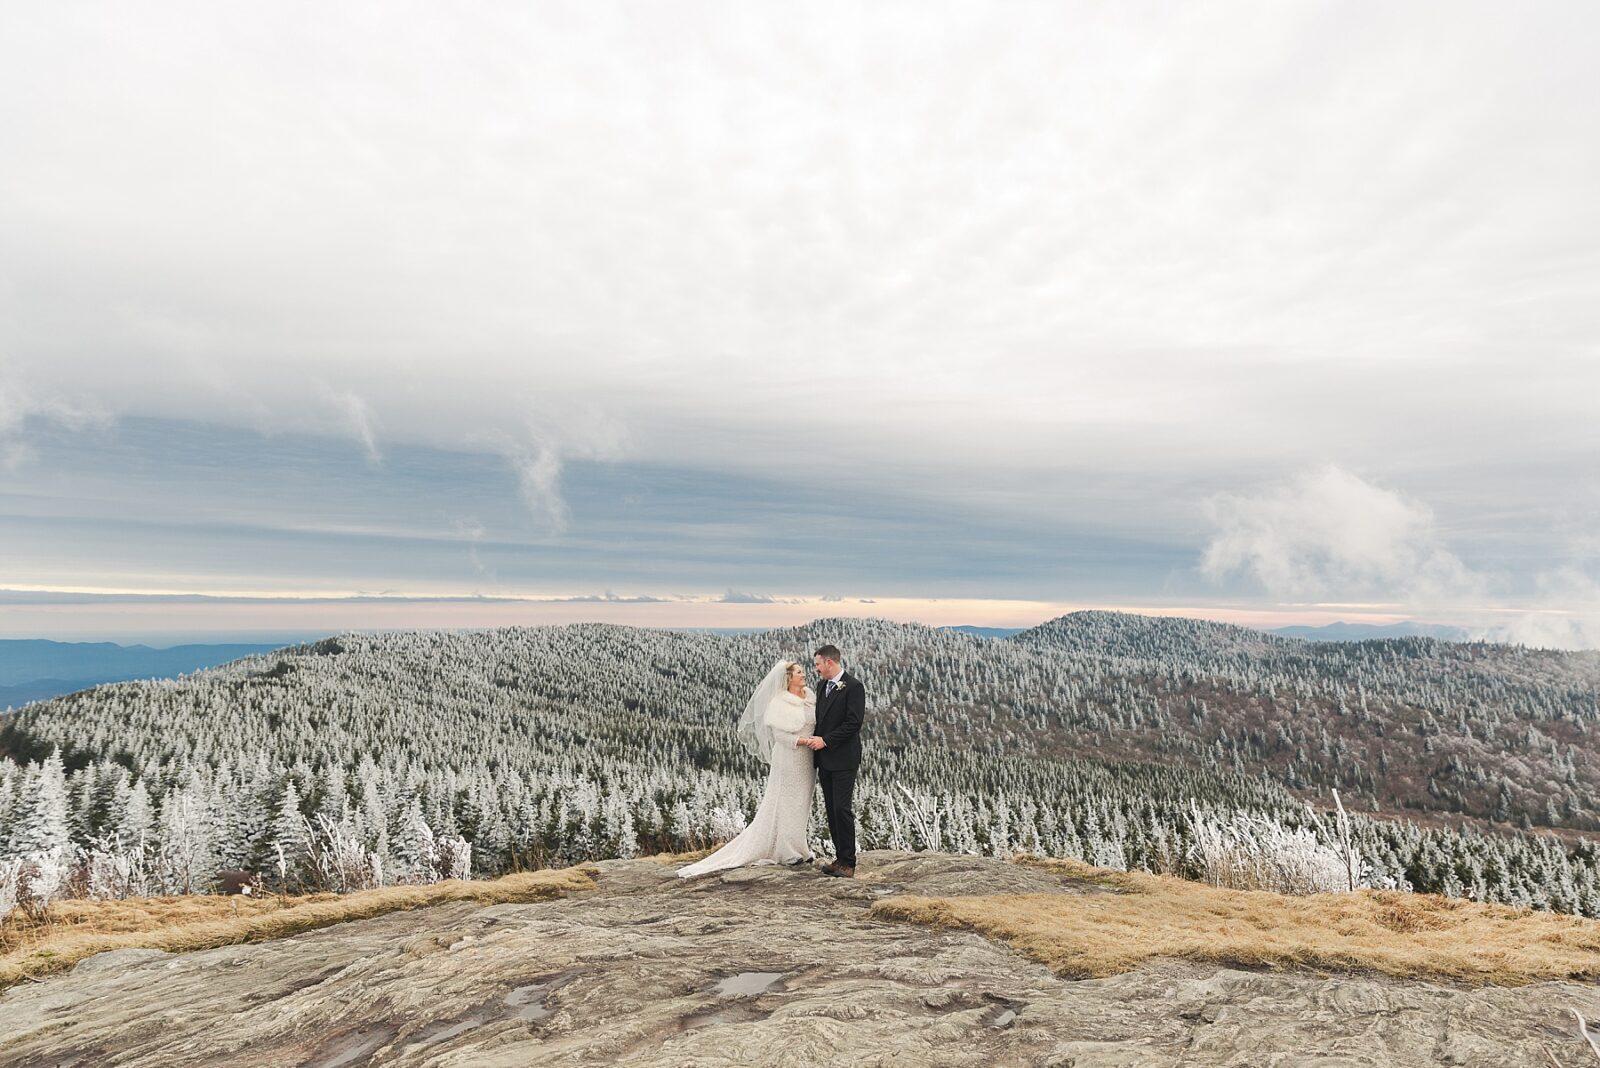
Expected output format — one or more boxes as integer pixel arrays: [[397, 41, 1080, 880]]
[[676, 658, 817, 878]]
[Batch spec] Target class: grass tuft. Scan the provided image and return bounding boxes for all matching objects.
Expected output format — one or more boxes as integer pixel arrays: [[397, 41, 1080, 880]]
[[643, 847, 717, 865], [0, 864, 597, 990], [869, 854, 1600, 986]]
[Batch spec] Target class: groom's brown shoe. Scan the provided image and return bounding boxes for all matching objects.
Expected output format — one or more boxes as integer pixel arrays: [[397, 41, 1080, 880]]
[[822, 864, 855, 879], [818, 859, 840, 874]]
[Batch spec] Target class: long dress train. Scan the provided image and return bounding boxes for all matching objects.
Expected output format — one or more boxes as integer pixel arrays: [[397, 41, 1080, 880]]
[[676, 688, 816, 877]]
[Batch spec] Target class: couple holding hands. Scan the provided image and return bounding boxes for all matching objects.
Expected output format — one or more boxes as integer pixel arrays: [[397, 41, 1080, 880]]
[[677, 644, 865, 879]]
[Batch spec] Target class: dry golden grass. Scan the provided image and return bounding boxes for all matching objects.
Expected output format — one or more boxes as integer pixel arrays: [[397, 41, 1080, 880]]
[[0, 864, 597, 990], [643, 847, 716, 865], [869, 855, 1600, 986]]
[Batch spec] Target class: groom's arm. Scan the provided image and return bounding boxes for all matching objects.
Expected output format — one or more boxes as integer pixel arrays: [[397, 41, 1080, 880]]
[[818, 681, 865, 749]]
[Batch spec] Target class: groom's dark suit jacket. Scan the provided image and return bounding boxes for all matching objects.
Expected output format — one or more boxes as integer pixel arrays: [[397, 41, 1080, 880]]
[[812, 670, 865, 771]]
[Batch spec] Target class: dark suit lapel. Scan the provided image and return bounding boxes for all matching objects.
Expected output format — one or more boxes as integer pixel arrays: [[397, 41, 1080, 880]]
[[817, 678, 841, 720]]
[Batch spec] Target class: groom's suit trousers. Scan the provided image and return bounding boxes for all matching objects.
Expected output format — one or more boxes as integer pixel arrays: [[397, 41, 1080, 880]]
[[818, 765, 857, 867]]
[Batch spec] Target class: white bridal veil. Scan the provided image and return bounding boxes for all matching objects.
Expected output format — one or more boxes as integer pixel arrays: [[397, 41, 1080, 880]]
[[735, 658, 795, 764]]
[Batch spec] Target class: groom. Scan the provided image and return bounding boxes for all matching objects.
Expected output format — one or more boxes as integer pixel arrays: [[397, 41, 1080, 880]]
[[798, 644, 865, 878]]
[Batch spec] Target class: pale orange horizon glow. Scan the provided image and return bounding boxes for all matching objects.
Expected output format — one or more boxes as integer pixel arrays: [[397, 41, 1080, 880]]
[[0, 586, 1446, 642]]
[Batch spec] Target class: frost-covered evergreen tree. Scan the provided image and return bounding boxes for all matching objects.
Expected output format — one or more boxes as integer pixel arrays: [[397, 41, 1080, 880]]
[[269, 780, 310, 886], [4, 749, 70, 860], [116, 778, 154, 849], [392, 798, 438, 883], [600, 792, 636, 860], [154, 787, 217, 894], [316, 763, 349, 824]]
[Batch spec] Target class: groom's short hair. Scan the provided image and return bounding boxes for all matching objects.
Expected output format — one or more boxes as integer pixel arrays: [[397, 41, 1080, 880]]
[[813, 644, 842, 664]]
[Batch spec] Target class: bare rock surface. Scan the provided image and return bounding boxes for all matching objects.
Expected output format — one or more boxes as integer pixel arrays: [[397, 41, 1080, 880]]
[[1, 850, 1595, 1067]]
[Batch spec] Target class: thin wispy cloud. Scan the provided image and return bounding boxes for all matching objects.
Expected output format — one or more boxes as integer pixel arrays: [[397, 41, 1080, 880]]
[[326, 387, 383, 466], [719, 590, 778, 605]]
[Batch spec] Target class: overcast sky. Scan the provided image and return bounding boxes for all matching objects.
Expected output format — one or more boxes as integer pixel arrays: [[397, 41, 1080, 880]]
[[2, 1, 1597, 645]]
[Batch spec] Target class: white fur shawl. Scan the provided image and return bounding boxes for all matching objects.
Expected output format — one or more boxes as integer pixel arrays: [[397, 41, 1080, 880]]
[[764, 687, 815, 733]]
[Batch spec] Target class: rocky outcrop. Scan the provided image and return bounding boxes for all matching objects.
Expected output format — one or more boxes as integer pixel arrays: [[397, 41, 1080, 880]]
[[1, 851, 1593, 1067]]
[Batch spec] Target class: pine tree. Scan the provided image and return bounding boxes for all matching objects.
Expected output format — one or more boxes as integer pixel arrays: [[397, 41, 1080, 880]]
[[392, 798, 438, 883], [269, 780, 310, 887], [316, 764, 349, 824], [5, 749, 71, 860], [357, 775, 390, 861], [154, 787, 218, 894], [600, 792, 636, 859], [69, 764, 99, 842], [117, 779, 154, 849]]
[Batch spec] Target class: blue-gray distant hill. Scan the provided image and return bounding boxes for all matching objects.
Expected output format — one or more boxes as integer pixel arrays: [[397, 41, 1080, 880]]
[[1269, 621, 1472, 642], [0, 639, 293, 709], [942, 625, 1027, 638]]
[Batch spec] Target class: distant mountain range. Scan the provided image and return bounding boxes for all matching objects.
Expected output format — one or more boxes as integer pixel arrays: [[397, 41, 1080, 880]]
[[0, 639, 291, 709], [1267, 621, 1474, 642], [0, 620, 1503, 709], [949, 621, 1476, 643]]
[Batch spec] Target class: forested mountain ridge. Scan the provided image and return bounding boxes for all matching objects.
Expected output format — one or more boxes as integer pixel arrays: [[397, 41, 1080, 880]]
[[1003, 611, 1600, 831], [6, 611, 1600, 835], [3, 612, 1600, 914]]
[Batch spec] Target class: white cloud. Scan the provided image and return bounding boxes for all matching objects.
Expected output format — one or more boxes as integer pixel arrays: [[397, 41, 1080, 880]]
[[337, 390, 382, 465], [452, 517, 493, 581], [1202, 464, 1600, 649], [0, 365, 114, 471], [504, 439, 567, 535], [719, 590, 776, 604], [1, 3, 1596, 625], [1488, 568, 1600, 651], [470, 407, 630, 534], [1200, 464, 1481, 602], [0, 2, 1593, 500]]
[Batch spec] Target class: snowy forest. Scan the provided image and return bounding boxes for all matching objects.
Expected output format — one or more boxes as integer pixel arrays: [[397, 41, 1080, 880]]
[[4, 612, 1600, 917]]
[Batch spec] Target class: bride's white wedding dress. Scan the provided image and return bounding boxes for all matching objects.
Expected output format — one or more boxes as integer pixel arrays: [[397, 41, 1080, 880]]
[[677, 666, 817, 878]]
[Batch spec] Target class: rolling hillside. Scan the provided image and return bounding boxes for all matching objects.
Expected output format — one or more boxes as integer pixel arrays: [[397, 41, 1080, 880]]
[[2, 613, 1598, 912]]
